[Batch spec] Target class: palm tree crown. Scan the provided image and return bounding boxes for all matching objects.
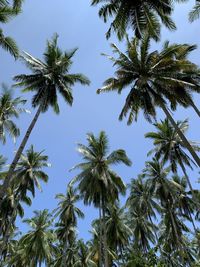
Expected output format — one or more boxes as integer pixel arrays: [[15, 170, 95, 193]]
[[98, 36, 199, 125], [91, 0, 178, 40], [14, 34, 90, 113]]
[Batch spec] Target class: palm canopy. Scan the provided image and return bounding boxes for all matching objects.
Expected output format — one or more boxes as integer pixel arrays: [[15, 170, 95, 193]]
[[145, 119, 200, 173], [97, 35, 200, 125], [20, 209, 55, 266], [126, 175, 161, 220], [91, 0, 178, 40], [0, 86, 27, 143], [55, 184, 84, 226], [71, 131, 132, 207], [14, 34, 90, 113], [13, 145, 50, 198]]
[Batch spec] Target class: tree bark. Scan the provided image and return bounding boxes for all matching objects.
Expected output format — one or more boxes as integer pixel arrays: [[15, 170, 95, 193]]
[[99, 206, 103, 267], [102, 198, 109, 267], [160, 103, 200, 167], [0, 105, 42, 202]]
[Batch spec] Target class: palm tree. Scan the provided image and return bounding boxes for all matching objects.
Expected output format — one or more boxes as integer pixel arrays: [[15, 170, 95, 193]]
[[0, 34, 90, 201], [145, 119, 200, 205], [189, 0, 200, 22], [127, 207, 156, 254], [0, 186, 31, 258], [97, 35, 200, 167], [171, 175, 197, 234], [143, 158, 190, 260], [0, 145, 49, 252], [0, 86, 27, 144], [13, 145, 50, 198], [71, 131, 132, 267], [91, 0, 177, 40], [54, 184, 84, 267], [19, 209, 55, 267], [106, 203, 132, 264]]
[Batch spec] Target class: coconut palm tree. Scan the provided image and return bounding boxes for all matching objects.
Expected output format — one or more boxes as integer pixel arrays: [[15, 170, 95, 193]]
[[189, 0, 200, 22], [13, 145, 50, 198], [71, 131, 132, 267], [19, 209, 55, 267], [0, 86, 27, 144], [106, 203, 132, 264], [127, 207, 156, 254], [145, 119, 200, 205], [0, 34, 90, 201], [171, 175, 197, 234], [0, 186, 31, 258], [97, 35, 200, 167], [54, 184, 84, 267], [91, 0, 177, 40], [0, 145, 49, 248], [143, 158, 190, 260]]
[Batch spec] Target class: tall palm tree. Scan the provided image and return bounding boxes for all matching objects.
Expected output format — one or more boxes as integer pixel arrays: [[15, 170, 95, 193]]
[[145, 119, 200, 204], [71, 131, 132, 267], [19, 209, 55, 267], [91, 0, 177, 40], [54, 184, 84, 267], [97, 35, 200, 167], [0, 34, 90, 201], [13, 145, 50, 198], [143, 158, 190, 260], [0, 145, 49, 253], [0, 86, 27, 144]]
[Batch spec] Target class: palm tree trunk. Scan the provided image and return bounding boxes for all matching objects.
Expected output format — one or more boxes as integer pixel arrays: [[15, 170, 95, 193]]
[[102, 198, 109, 267], [99, 206, 103, 267], [190, 99, 200, 118], [160, 103, 200, 167], [61, 239, 68, 267], [0, 105, 42, 202]]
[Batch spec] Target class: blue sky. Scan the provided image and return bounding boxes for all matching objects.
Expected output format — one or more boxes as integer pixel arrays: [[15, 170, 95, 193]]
[[1, 0, 200, 239]]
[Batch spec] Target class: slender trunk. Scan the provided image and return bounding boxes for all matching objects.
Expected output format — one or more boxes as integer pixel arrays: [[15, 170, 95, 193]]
[[102, 198, 109, 267], [99, 206, 103, 267], [0, 105, 42, 202], [188, 209, 197, 234], [160, 103, 200, 167], [61, 239, 68, 267], [190, 99, 200, 118]]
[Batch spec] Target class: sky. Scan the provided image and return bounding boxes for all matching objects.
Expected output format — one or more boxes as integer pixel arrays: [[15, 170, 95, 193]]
[[1, 0, 200, 240]]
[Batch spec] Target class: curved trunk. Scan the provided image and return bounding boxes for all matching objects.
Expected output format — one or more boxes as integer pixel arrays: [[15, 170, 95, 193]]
[[102, 198, 109, 267], [190, 99, 200, 118], [160, 103, 200, 167], [0, 105, 42, 202]]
